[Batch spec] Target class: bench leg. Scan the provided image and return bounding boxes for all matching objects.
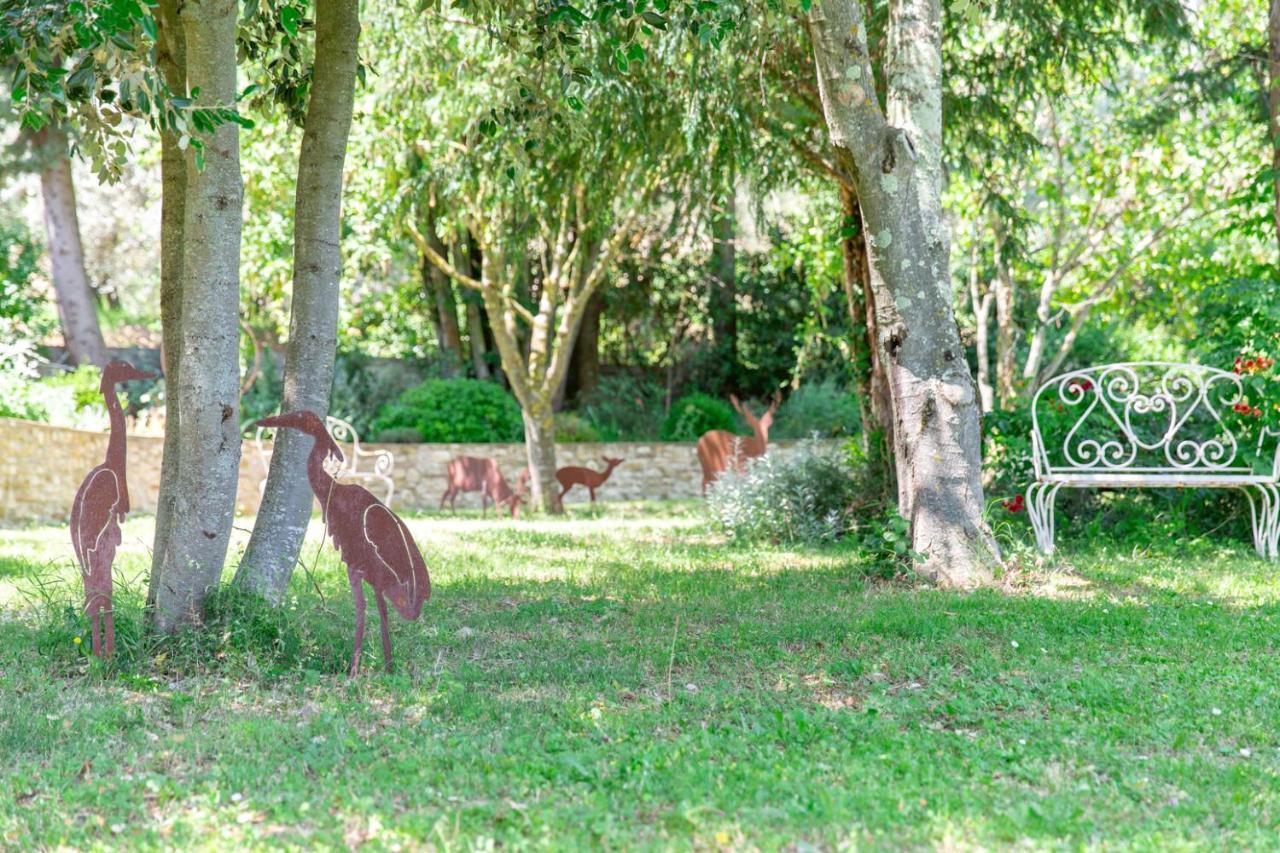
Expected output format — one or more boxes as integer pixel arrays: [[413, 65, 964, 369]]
[[1243, 484, 1280, 561], [1026, 482, 1062, 555]]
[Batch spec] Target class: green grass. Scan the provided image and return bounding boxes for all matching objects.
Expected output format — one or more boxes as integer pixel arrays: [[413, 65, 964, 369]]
[[1, 502, 1278, 849]]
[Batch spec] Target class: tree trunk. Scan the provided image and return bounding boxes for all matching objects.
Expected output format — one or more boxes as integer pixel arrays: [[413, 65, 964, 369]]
[[147, 0, 187, 618], [839, 185, 893, 463], [967, 243, 994, 413], [808, 0, 996, 587], [34, 126, 107, 367], [993, 234, 1018, 409], [710, 169, 737, 377], [523, 404, 562, 513], [465, 297, 491, 380], [1270, 0, 1280, 254], [150, 0, 244, 631], [566, 289, 603, 402], [430, 266, 463, 375], [234, 0, 360, 604]]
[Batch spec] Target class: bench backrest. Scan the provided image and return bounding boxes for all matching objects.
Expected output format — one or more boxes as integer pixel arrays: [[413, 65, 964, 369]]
[[1030, 362, 1279, 479]]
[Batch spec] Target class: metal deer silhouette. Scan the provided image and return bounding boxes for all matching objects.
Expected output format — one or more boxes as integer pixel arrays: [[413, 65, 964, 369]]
[[696, 392, 781, 494], [70, 359, 155, 658], [256, 410, 430, 675], [556, 457, 625, 503], [441, 456, 524, 517]]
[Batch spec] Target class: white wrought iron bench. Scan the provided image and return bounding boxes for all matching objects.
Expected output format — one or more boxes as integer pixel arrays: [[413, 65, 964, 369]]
[[255, 415, 396, 507], [1027, 362, 1280, 559]]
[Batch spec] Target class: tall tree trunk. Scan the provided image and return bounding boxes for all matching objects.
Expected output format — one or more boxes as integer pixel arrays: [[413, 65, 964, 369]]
[[151, 0, 244, 631], [993, 232, 1018, 409], [839, 185, 893, 468], [967, 243, 994, 413], [566, 289, 603, 402], [710, 168, 737, 378], [465, 297, 491, 379], [523, 404, 562, 513], [1269, 0, 1280, 254], [33, 126, 108, 367], [147, 0, 187, 619], [234, 0, 360, 604], [809, 0, 996, 587], [430, 267, 463, 375]]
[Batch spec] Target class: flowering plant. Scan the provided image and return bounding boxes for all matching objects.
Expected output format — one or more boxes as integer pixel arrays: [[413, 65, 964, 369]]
[[1229, 353, 1280, 475]]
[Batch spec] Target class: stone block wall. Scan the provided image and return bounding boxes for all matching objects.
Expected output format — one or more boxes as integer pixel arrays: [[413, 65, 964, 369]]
[[0, 417, 826, 522]]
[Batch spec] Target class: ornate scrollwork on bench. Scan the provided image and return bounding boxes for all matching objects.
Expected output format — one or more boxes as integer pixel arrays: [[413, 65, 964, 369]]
[[1027, 362, 1280, 559]]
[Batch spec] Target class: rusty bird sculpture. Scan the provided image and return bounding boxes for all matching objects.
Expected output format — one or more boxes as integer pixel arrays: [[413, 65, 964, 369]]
[[256, 410, 430, 675], [70, 359, 155, 658]]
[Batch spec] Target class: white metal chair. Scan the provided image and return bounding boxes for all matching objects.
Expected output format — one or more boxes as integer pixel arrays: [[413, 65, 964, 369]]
[[1027, 362, 1280, 558], [255, 414, 395, 507]]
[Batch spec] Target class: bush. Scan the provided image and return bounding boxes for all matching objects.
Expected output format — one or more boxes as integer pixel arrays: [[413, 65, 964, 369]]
[[706, 441, 862, 544], [661, 393, 737, 442], [575, 373, 665, 441], [371, 378, 523, 443], [554, 412, 602, 443], [772, 379, 861, 439]]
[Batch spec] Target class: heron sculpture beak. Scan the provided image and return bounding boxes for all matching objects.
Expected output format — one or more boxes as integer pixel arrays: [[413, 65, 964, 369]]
[[254, 414, 290, 429]]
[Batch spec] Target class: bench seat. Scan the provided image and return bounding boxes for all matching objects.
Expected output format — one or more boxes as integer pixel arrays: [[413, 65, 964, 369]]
[[1026, 362, 1280, 559]]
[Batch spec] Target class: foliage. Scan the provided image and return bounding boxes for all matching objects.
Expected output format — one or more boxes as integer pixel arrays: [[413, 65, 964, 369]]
[[0, 213, 41, 326], [328, 350, 426, 438], [371, 378, 523, 443], [772, 379, 860, 439], [706, 442, 862, 544], [857, 507, 925, 580], [660, 392, 736, 442], [553, 412, 601, 443], [574, 373, 666, 441], [0, 366, 123, 428]]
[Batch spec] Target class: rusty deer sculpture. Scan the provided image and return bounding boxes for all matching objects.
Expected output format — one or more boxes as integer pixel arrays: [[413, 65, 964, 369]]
[[556, 457, 624, 503], [441, 456, 524, 517], [70, 360, 155, 658], [696, 392, 781, 494], [256, 411, 430, 675]]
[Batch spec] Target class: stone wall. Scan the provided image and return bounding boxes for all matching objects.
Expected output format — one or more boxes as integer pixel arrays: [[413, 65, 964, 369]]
[[0, 416, 823, 522]]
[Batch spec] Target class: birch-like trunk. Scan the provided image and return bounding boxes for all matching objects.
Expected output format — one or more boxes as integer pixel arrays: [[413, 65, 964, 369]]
[[234, 0, 360, 604], [151, 0, 244, 631], [34, 126, 108, 367], [993, 242, 1017, 408], [809, 0, 996, 587], [147, 0, 187, 616]]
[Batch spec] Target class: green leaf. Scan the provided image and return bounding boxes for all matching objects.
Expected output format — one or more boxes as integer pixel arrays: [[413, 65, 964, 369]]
[[280, 5, 301, 37], [641, 11, 667, 29]]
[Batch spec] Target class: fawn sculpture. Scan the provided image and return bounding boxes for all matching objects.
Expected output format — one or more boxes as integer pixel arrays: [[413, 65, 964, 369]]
[[256, 411, 430, 675], [441, 456, 524, 517], [556, 457, 625, 503], [696, 392, 781, 494], [70, 359, 155, 658]]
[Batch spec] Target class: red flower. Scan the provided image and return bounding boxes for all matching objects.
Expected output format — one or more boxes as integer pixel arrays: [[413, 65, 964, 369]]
[[1002, 494, 1026, 513]]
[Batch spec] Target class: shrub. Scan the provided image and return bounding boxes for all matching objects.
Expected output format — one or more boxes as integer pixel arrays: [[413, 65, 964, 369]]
[[772, 379, 861, 439], [372, 378, 523, 443], [575, 373, 665, 441], [706, 441, 862, 544], [554, 412, 602, 443], [661, 393, 736, 442]]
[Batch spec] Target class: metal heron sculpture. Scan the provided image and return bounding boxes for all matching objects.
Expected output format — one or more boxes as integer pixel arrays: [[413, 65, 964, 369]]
[[70, 359, 155, 658], [256, 410, 430, 675]]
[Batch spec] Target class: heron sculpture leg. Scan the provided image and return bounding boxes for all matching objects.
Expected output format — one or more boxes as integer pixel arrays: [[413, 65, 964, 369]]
[[349, 571, 366, 677], [376, 590, 393, 672], [104, 609, 115, 657]]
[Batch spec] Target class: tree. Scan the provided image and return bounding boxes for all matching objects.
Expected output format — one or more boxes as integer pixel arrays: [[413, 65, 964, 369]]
[[806, 0, 995, 587], [234, 0, 362, 604], [29, 125, 108, 366], [148, 0, 244, 631]]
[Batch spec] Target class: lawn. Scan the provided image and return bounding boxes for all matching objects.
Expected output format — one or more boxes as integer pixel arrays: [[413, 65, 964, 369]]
[[1, 502, 1278, 849]]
